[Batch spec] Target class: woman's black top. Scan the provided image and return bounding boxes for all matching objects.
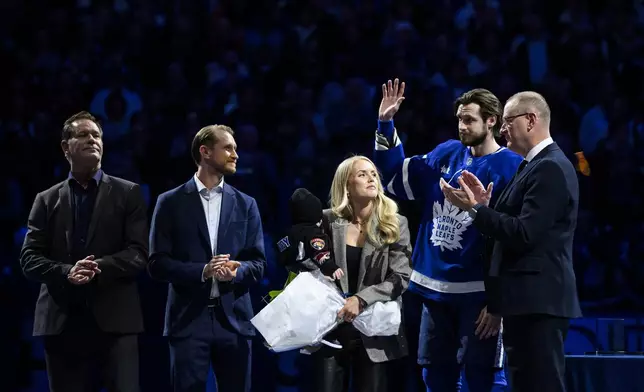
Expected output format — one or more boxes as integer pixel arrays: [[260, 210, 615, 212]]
[[346, 244, 362, 296], [326, 244, 364, 346]]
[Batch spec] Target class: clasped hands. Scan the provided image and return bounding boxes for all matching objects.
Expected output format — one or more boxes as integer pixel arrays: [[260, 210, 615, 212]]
[[67, 255, 101, 285], [440, 170, 494, 210], [203, 254, 241, 282]]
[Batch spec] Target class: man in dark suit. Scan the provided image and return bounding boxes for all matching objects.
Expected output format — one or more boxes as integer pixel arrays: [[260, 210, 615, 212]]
[[440, 91, 581, 392], [20, 111, 149, 392], [149, 124, 266, 392]]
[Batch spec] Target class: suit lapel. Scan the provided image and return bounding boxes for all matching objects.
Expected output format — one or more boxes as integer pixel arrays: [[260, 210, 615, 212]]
[[184, 179, 212, 253], [494, 143, 560, 208], [58, 183, 73, 253], [494, 173, 519, 208], [331, 219, 349, 293], [86, 175, 112, 244], [496, 166, 534, 208], [217, 185, 236, 250]]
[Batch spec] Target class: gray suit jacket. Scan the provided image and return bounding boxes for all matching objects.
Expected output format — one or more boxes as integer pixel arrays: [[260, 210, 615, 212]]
[[323, 209, 413, 363]]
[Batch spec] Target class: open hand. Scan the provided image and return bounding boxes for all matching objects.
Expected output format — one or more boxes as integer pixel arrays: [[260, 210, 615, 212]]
[[332, 268, 344, 281], [379, 78, 406, 121], [460, 171, 494, 206], [439, 177, 477, 210]]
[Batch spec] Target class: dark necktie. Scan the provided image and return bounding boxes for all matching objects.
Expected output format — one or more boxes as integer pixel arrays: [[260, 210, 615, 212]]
[[494, 160, 528, 209]]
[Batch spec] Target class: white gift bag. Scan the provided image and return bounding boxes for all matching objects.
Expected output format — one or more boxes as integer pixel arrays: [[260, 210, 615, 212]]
[[251, 270, 402, 352], [251, 271, 345, 352], [352, 298, 402, 337]]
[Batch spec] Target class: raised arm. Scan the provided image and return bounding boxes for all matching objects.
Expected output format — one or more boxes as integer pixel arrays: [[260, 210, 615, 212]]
[[374, 79, 432, 200]]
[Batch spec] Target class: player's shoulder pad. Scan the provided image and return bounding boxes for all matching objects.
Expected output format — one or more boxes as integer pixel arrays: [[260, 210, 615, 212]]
[[494, 146, 523, 161], [435, 139, 464, 153], [488, 147, 524, 172], [426, 139, 464, 161]]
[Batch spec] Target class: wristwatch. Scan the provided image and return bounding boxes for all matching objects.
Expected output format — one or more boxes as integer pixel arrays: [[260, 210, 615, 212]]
[[468, 203, 484, 219]]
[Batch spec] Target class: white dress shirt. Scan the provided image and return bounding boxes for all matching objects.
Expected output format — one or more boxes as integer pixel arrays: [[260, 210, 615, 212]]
[[525, 137, 554, 162], [194, 174, 224, 298]]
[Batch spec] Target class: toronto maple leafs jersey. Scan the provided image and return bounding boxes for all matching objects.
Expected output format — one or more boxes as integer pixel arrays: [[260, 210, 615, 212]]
[[374, 120, 523, 301]]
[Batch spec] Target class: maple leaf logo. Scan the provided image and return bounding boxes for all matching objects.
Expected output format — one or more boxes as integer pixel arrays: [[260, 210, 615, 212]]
[[430, 199, 473, 251]]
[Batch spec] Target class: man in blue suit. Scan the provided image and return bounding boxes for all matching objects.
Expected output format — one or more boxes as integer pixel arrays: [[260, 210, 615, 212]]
[[149, 124, 266, 392], [441, 91, 581, 392]]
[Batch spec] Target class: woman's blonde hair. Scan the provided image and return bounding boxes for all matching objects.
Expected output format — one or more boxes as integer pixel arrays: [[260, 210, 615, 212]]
[[329, 156, 400, 247]]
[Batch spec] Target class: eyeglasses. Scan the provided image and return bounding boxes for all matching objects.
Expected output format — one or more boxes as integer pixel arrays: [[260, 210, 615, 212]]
[[501, 112, 531, 129]]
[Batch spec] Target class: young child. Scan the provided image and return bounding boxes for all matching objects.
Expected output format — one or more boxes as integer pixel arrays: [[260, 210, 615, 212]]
[[276, 188, 344, 280]]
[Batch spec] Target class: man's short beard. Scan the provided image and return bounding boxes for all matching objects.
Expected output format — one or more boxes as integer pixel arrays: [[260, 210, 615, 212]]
[[459, 131, 488, 147], [219, 164, 236, 176]]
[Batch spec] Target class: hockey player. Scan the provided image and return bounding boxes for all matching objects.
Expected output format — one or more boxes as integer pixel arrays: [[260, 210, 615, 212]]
[[374, 79, 523, 392]]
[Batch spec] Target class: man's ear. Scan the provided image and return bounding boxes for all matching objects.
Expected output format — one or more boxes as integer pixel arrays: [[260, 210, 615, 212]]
[[527, 113, 537, 132], [61, 140, 69, 157], [199, 145, 211, 161], [487, 116, 497, 130]]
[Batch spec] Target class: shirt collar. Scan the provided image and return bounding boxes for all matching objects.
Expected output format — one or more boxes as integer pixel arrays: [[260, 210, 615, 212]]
[[193, 173, 224, 194], [68, 169, 103, 187], [525, 137, 553, 162]]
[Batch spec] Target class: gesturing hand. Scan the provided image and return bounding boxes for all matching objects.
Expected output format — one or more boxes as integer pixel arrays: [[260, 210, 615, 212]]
[[439, 177, 477, 211], [379, 78, 406, 121], [460, 171, 494, 206], [67, 255, 101, 285]]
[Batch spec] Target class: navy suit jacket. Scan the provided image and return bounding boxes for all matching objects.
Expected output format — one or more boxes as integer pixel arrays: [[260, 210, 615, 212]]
[[148, 178, 266, 338], [474, 143, 582, 318]]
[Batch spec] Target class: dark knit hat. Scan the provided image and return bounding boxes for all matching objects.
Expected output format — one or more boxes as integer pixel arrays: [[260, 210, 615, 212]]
[[289, 188, 323, 225]]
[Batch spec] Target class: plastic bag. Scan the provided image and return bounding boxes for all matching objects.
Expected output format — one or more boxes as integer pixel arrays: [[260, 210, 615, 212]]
[[251, 270, 402, 352], [251, 271, 345, 352], [353, 298, 402, 337]]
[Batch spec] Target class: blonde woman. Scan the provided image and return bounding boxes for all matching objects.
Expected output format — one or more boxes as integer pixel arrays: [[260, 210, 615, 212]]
[[313, 155, 413, 392]]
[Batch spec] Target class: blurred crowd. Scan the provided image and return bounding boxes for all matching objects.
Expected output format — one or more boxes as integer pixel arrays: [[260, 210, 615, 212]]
[[1, 0, 644, 390]]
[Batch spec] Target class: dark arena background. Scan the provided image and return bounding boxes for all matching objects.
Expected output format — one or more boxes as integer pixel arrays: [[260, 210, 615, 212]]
[[1, 1, 643, 391]]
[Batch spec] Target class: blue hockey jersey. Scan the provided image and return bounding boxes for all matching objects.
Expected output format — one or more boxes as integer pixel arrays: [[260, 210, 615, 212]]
[[374, 120, 523, 301]]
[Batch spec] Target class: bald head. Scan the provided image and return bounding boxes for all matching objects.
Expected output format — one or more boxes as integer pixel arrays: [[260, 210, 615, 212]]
[[507, 91, 551, 127]]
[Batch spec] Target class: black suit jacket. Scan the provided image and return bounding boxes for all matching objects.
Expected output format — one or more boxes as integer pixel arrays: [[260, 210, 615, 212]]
[[474, 143, 582, 318], [20, 174, 149, 335]]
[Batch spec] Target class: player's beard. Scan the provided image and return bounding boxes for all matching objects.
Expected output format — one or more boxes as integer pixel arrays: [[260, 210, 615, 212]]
[[459, 127, 488, 147]]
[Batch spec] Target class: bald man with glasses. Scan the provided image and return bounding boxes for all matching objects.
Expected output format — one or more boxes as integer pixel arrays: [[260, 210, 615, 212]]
[[441, 91, 582, 392]]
